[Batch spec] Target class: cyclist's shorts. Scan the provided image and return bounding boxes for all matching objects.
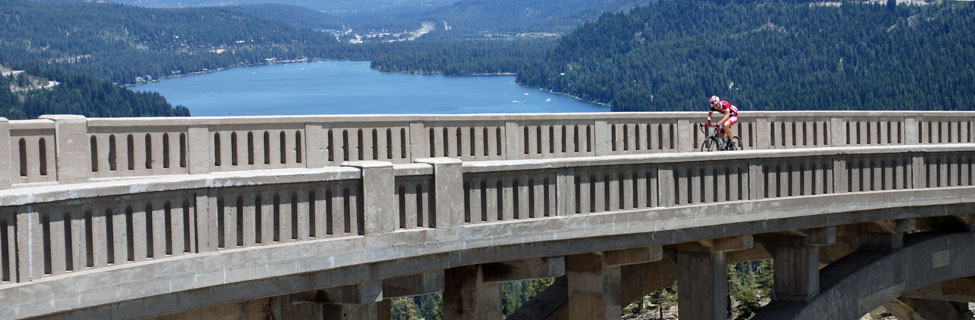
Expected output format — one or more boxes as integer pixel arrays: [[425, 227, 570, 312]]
[[726, 116, 739, 127]]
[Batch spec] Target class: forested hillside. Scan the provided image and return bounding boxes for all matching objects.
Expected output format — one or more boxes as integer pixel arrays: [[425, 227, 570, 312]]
[[414, 0, 647, 34], [366, 39, 555, 75], [1, 62, 189, 119], [518, 0, 975, 111], [222, 4, 347, 31], [0, 0, 352, 84]]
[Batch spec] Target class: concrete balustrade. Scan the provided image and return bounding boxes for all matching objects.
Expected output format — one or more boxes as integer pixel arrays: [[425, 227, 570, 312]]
[[0, 144, 975, 316], [7, 119, 57, 185], [2, 112, 973, 188], [0, 144, 972, 290], [1, 112, 974, 318]]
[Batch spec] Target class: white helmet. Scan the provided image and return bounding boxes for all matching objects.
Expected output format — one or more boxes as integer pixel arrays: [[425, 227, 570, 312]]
[[709, 95, 720, 106]]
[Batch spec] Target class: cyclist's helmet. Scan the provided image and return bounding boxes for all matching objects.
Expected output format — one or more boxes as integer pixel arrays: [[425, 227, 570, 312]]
[[709, 95, 721, 106]]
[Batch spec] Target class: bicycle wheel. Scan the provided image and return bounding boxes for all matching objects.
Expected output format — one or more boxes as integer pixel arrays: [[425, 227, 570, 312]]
[[701, 137, 718, 152], [731, 136, 743, 150]]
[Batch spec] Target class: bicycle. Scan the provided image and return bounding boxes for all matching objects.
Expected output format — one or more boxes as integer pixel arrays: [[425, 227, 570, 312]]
[[700, 122, 743, 151]]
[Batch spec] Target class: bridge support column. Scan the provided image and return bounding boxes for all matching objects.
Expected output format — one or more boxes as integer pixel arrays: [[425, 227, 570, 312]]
[[676, 250, 727, 320], [761, 228, 836, 302], [676, 236, 753, 320], [565, 252, 621, 320], [443, 265, 502, 320]]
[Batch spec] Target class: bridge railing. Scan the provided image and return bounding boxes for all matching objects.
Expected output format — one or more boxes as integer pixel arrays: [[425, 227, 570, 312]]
[[1, 112, 973, 187], [1, 144, 972, 289]]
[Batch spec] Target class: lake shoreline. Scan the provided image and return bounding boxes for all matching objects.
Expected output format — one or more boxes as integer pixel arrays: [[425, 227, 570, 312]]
[[122, 58, 368, 87], [130, 61, 608, 116], [126, 59, 609, 111]]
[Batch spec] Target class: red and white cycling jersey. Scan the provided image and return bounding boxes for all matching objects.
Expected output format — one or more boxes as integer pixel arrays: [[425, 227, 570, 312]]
[[710, 101, 738, 116], [710, 100, 739, 127]]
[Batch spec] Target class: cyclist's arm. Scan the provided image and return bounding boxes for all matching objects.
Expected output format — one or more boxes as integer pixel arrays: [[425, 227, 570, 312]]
[[707, 111, 714, 123]]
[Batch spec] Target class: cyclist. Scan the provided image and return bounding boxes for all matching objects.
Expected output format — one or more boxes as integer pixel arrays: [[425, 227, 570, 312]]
[[706, 95, 738, 149]]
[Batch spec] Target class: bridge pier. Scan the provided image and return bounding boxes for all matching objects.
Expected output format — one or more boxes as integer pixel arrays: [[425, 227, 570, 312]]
[[676, 250, 728, 320], [443, 265, 502, 320], [761, 227, 836, 302], [565, 252, 621, 320], [676, 236, 753, 320]]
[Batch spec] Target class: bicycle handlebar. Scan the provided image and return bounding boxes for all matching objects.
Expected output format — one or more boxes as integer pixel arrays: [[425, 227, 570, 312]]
[[699, 122, 717, 134]]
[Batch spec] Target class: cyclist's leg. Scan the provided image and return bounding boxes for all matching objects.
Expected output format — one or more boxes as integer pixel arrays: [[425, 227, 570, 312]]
[[724, 116, 738, 142]]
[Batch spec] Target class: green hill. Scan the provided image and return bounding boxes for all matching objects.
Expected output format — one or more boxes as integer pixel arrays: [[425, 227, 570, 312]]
[[1, 63, 190, 119], [517, 0, 975, 111], [0, 0, 348, 84]]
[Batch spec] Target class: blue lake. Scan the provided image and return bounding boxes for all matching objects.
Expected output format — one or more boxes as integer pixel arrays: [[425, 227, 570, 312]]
[[131, 61, 608, 116]]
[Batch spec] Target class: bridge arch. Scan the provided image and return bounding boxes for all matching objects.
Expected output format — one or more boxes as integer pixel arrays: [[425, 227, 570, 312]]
[[755, 232, 975, 320]]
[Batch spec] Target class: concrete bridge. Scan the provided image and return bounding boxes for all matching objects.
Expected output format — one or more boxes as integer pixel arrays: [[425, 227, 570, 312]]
[[0, 112, 973, 319]]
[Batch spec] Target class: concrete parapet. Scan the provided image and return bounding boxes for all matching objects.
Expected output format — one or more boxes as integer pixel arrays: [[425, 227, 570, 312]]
[[1, 112, 974, 187], [594, 121, 612, 156], [677, 119, 693, 152], [0, 136, 975, 318], [414, 157, 463, 228], [342, 161, 395, 234], [504, 121, 520, 160], [304, 124, 326, 168], [39, 115, 87, 183], [0, 118, 9, 187], [186, 126, 210, 174], [755, 118, 771, 149]]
